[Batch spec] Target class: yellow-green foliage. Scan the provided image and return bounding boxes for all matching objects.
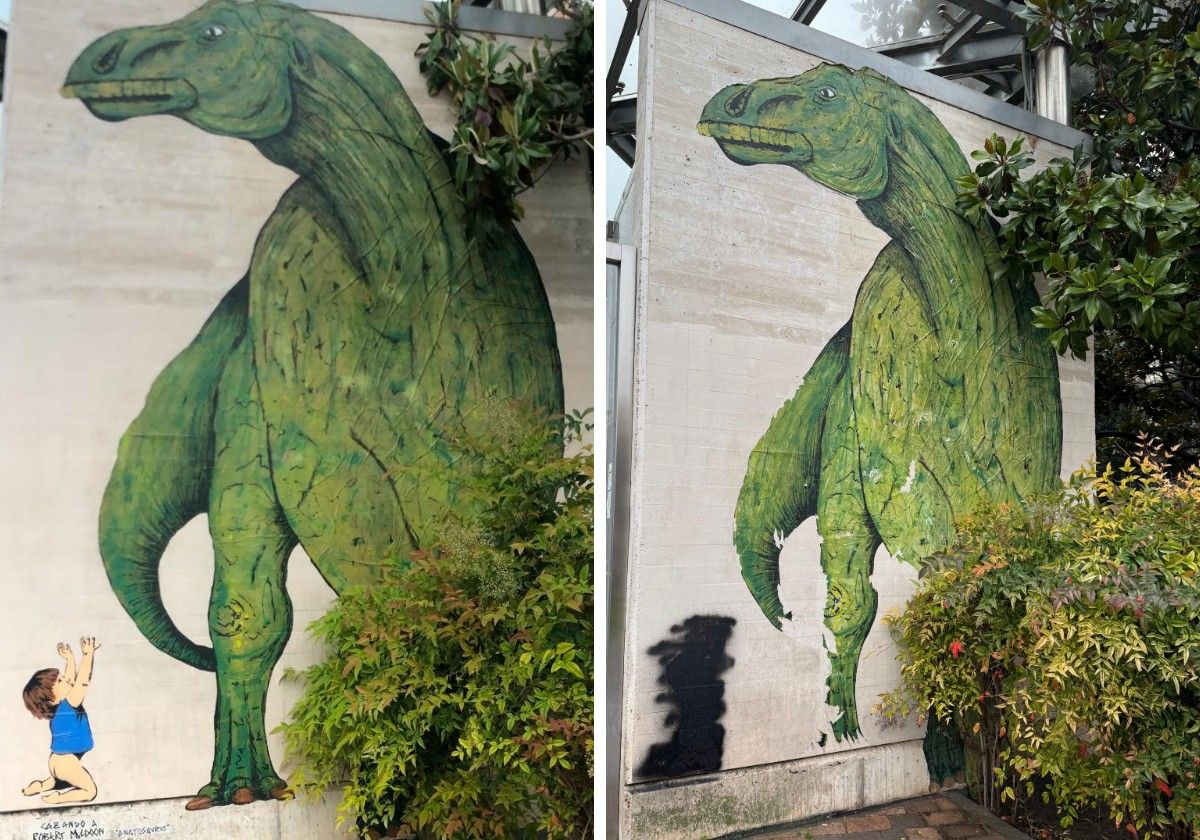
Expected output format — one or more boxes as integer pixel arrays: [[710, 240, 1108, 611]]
[[881, 443, 1200, 838], [279, 408, 593, 839]]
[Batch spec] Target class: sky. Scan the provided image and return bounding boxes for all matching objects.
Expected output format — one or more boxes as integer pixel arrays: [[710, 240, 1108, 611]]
[[605, 0, 636, 221], [0, 0, 9, 26]]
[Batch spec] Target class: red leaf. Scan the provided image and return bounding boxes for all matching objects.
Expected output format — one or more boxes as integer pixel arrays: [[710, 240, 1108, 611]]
[[950, 640, 965, 658], [1156, 778, 1173, 798]]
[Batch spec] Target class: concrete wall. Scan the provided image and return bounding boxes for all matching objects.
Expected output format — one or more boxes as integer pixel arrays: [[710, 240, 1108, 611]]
[[0, 1, 590, 835], [619, 1, 1093, 837]]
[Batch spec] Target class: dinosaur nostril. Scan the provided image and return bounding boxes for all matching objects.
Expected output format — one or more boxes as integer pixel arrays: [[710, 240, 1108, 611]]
[[725, 86, 753, 117], [92, 40, 125, 75], [129, 39, 186, 70]]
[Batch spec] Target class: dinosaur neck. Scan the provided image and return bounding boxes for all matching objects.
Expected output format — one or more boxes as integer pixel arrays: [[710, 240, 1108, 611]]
[[255, 52, 475, 296], [858, 134, 990, 331]]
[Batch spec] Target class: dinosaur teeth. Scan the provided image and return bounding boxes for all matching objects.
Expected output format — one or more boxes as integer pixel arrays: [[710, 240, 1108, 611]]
[[62, 78, 194, 103], [697, 121, 803, 150], [750, 126, 797, 147]]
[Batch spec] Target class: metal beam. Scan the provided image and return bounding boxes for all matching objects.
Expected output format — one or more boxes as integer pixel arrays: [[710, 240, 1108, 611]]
[[607, 95, 639, 166], [790, 0, 829, 24], [950, 0, 1026, 34], [607, 0, 641, 104], [608, 95, 638, 137], [978, 71, 1014, 94], [1005, 79, 1026, 106], [609, 94, 638, 164], [610, 134, 636, 167], [293, 0, 573, 39], [878, 28, 1024, 77], [940, 12, 987, 59]]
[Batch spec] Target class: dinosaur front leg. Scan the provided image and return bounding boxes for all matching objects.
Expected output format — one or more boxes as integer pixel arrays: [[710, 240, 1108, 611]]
[[817, 388, 881, 742], [189, 343, 297, 810]]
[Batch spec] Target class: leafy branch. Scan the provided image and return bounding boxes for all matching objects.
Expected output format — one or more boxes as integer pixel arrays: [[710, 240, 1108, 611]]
[[416, 0, 593, 228]]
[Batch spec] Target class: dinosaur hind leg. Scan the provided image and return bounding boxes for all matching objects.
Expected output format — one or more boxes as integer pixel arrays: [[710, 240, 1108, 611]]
[[820, 526, 880, 741], [817, 387, 881, 742], [190, 342, 297, 809]]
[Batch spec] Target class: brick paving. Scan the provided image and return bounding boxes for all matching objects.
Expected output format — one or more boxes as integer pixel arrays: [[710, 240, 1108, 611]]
[[727, 792, 1028, 840]]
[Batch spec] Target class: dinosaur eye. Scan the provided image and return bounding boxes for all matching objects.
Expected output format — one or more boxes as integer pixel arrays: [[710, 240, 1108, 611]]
[[818, 87, 838, 101], [202, 24, 226, 40]]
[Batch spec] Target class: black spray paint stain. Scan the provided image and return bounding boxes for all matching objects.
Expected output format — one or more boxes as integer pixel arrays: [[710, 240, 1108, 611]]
[[636, 614, 736, 780]]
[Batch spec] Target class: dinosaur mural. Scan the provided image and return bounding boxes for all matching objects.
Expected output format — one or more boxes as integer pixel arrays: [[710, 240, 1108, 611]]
[[62, 0, 563, 810], [697, 65, 1061, 761]]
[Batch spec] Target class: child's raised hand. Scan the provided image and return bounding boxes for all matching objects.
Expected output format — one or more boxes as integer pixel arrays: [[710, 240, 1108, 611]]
[[79, 637, 101, 655], [57, 642, 71, 660]]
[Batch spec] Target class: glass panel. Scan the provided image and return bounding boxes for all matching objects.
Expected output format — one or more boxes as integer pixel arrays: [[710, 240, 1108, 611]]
[[605, 258, 621, 563], [810, 0, 948, 47], [607, 149, 631, 220]]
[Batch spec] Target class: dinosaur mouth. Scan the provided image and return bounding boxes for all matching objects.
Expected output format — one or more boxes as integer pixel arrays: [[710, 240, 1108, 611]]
[[61, 78, 198, 118], [697, 120, 806, 152]]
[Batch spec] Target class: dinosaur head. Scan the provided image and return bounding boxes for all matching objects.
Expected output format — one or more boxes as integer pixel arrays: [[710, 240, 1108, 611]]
[[698, 64, 903, 200], [62, 0, 308, 140]]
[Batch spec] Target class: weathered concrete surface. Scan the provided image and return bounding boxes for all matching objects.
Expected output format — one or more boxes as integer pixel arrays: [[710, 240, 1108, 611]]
[[726, 791, 1033, 840], [0, 795, 352, 840], [623, 742, 931, 840]]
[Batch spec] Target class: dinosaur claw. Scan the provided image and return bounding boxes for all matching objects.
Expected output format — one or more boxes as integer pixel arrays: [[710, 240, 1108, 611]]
[[184, 795, 214, 811], [269, 785, 293, 801], [231, 787, 256, 805]]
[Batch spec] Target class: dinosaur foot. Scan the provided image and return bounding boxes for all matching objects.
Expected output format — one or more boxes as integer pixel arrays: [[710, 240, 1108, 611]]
[[184, 776, 289, 810], [826, 672, 863, 741], [830, 707, 862, 742]]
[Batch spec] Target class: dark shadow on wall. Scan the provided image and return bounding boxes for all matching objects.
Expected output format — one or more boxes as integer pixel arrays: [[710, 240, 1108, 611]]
[[636, 614, 736, 781]]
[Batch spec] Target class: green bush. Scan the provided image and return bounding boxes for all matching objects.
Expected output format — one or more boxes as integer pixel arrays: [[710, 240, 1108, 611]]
[[880, 443, 1200, 839], [279, 406, 594, 840]]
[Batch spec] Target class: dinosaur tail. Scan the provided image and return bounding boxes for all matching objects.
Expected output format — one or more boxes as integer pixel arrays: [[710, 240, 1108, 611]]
[[99, 279, 249, 672], [733, 322, 852, 627]]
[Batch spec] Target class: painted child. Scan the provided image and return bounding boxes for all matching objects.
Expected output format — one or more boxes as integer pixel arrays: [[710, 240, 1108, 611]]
[[21, 637, 101, 804]]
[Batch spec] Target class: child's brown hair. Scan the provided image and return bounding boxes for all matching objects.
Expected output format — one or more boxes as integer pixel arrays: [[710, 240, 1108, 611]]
[[23, 668, 59, 720]]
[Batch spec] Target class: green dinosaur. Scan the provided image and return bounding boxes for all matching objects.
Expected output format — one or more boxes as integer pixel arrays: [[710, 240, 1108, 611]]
[[698, 65, 1061, 756], [63, 0, 563, 809]]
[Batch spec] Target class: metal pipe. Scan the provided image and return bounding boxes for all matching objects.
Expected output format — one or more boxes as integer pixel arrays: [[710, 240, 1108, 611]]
[[1034, 43, 1070, 124]]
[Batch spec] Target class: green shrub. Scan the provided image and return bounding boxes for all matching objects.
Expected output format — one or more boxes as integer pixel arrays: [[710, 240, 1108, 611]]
[[880, 442, 1200, 839], [279, 406, 594, 840]]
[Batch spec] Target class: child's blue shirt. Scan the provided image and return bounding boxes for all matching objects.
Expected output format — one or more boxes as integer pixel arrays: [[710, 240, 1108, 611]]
[[49, 700, 93, 755]]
